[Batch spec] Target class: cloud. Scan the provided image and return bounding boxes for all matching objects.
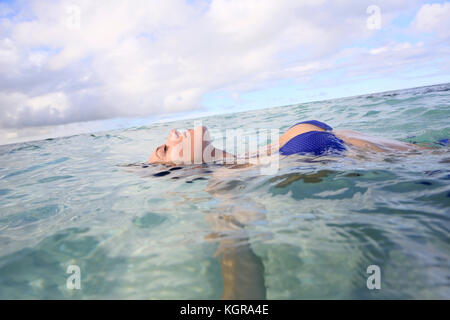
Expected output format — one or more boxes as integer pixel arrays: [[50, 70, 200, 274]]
[[0, 0, 448, 145], [413, 2, 450, 36], [0, 91, 69, 127]]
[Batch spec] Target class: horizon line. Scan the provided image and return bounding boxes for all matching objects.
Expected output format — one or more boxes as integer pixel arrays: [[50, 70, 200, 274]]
[[1, 81, 449, 147]]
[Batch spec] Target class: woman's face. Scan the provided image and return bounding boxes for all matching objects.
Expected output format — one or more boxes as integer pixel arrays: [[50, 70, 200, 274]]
[[148, 126, 211, 164]]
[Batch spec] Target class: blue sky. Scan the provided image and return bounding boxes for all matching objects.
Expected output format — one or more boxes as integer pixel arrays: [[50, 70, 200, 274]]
[[0, 0, 449, 144]]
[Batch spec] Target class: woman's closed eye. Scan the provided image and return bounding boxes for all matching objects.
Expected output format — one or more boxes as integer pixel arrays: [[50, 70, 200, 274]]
[[156, 144, 168, 159]]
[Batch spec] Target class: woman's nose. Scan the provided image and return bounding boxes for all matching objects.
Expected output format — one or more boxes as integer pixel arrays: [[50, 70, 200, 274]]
[[169, 129, 181, 141]]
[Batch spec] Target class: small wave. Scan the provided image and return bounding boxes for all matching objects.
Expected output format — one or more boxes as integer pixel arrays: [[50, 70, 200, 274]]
[[37, 175, 74, 184], [1, 157, 70, 180]]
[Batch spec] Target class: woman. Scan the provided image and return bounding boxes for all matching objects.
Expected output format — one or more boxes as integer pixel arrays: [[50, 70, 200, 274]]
[[146, 120, 427, 299], [148, 120, 422, 164]]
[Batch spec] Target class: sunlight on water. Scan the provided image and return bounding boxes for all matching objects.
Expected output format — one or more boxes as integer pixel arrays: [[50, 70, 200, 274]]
[[0, 84, 449, 299]]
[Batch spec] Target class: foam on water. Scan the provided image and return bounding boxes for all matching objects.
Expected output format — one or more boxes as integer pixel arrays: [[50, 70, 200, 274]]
[[0, 83, 449, 299]]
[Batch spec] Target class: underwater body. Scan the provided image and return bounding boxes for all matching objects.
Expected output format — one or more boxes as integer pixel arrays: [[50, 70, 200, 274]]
[[0, 83, 449, 299]]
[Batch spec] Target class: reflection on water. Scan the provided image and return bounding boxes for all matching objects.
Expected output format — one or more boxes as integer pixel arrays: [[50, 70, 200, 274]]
[[0, 83, 449, 299], [270, 170, 336, 187]]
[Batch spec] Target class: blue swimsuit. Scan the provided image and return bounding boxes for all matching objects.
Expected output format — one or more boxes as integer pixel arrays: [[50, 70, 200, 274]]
[[279, 120, 346, 156]]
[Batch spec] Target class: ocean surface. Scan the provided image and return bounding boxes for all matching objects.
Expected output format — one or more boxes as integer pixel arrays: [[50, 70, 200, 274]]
[[0, 83, 449, 299]]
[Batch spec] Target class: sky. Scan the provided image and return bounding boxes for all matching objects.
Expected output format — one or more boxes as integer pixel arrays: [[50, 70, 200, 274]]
[[0, 0, 449, 145]]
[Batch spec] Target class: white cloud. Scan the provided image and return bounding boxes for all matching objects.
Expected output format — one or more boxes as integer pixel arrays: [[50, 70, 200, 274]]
[[414, 2, 450, 35], [369, 46, 389, 55], [0, 37, 19, 72], [0, 0, 447, 144], [28, 91, 69, 115], [0, 91, 70, 128]]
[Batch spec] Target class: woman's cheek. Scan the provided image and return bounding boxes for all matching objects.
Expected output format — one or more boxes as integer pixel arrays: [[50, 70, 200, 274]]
[[170, 143, 184, 164]]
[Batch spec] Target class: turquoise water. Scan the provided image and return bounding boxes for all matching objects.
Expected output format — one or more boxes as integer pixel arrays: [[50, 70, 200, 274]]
[[0, 83, 449, 299]]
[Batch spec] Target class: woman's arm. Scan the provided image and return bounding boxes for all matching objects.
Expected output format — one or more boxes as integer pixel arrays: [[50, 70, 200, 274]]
[[205, 165, 267, 300], [205, 213, 266, 300]]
